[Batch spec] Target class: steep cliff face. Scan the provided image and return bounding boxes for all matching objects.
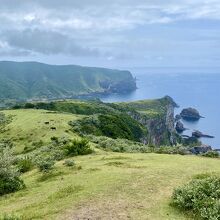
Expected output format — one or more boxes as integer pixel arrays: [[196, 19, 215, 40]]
[[165, 101, 177, 145], [120, 96, 179, 146]]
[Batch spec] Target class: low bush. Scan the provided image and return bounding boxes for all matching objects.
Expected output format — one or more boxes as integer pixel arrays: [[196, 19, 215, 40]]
[[22, 145, 37, 154], [17, 157, 34, 173], [202, 151, 219, 158], [153, 145, 189, 155], [63, 159, 75, 167], [88, 135, 190, 154], [64, 139, 93, 156], [0, 148, 25, 196], [88, 135, 149, 153], [36, 157, 55, 172], [0, 139, 13, 149], [171, 174, 220, 219]]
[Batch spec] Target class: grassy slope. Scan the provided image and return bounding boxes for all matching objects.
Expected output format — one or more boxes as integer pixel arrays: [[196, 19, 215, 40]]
[[118, 98, 169, 119], [0, 109, 82, 153], [1, 153, 220, 219], [1, 107, 219, 219]]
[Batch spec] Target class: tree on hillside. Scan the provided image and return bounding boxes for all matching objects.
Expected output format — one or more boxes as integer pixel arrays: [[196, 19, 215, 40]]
[[0, 147, 25, 195]]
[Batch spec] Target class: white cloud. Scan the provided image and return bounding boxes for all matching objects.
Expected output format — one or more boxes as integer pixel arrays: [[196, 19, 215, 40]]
[[0, 0, 219, 67]]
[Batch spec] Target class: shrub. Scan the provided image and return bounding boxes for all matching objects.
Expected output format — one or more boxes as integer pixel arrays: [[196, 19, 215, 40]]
[[51, 136, 59, 144], [153, 145, 189, 155], [171, 175, 220, 219], [202, 151, 219, 158], [17, 157, 34, 173], [36, 157, 55, 172], [88, 135, 152, 153], [0, 148, 25, 196], [0, 139, 13, 149], [64, 139, 93, 156], [22, 145, 36, 154], [63, 159, 75, 167], [24, 103, 35, 109], [32, 140, 44, 148]]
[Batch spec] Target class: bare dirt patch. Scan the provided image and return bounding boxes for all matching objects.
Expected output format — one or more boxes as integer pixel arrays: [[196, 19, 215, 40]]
[[60, 196, 137, 220]]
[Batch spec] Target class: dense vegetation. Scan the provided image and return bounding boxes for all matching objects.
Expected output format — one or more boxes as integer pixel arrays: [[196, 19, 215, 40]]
[[13, 100, 121, 115], [0, 61, 136, 100], [172, 174, 220, 219], [88, 135, 194, 155], [70, 113, 147, 141], [0, 148, 25, 196]]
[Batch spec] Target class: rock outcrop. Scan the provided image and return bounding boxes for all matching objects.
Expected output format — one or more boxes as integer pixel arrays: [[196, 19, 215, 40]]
[[192, 130, 215, 139], [175, 114, 181, 122], [175, 121, 186, 133], [190, 144, 212, 155], [180, 108, 203, 121]]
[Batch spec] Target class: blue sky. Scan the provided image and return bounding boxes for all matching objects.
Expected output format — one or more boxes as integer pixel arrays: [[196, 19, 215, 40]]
[[0, 0, 220, 69]]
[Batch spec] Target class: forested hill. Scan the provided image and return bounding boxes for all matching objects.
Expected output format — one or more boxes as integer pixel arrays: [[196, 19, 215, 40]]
[[0, 61, 136, 100]]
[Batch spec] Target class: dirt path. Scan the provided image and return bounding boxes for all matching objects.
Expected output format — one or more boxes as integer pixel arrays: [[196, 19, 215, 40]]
[[60, 196, 141, 220]]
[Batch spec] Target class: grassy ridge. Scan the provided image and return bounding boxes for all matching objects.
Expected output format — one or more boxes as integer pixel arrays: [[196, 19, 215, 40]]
[[118, 96, 176, 119], [0, 61, 136, 100]]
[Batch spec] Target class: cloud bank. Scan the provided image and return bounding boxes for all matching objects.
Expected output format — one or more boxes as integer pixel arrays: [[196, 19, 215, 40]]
[[0, 0, 219, 67]]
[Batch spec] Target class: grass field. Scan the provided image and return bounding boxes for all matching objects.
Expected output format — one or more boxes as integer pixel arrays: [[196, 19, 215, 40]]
[[0, 109, 82, 153], [1, 152, 220, 220], [1, 108, 220, 219]]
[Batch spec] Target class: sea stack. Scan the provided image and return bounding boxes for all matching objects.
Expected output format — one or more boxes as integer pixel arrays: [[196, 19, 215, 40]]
[[180, 108, 203, 121], [175, 121, 186, 133]]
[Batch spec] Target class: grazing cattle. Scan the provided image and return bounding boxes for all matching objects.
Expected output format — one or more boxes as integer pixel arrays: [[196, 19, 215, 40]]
[[45, 122, 50, 125], [50, 127, 56, 130]]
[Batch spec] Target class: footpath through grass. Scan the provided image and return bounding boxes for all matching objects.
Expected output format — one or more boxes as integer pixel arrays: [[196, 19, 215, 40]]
[[1, 152, 220, 220]]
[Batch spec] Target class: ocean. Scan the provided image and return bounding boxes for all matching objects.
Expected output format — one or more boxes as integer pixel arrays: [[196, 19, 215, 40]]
[[101, 67, 220, 149]]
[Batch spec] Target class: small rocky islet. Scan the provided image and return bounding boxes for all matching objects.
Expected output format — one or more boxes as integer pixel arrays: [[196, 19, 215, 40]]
[[175, 106, 216, 153], [180, 107, 203, 121]]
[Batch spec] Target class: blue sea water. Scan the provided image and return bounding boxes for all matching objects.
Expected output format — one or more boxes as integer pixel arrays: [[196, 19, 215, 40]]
[[101, 68, 220, 149]]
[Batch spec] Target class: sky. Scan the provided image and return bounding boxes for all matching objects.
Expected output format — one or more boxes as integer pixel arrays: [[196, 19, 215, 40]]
[[0, 0, 220, 69]]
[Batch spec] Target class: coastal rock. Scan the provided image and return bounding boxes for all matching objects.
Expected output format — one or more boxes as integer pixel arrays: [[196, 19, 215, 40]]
[[175, 121, 186, 133], [175, 114, 181, 122], [180, 108, 203, 121], [190, 144, 212, 155], [192, 130, 215, 139]]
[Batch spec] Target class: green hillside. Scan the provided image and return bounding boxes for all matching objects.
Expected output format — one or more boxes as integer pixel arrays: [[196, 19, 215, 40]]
[[11, 97, 177, 146], [0, 61, 136, 100], [0, 98, 218, 220]]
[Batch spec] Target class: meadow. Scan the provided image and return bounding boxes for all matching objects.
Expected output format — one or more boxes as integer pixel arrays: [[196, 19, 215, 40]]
[[1, 151, 220, 219], [1, 106, 220, 220]]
